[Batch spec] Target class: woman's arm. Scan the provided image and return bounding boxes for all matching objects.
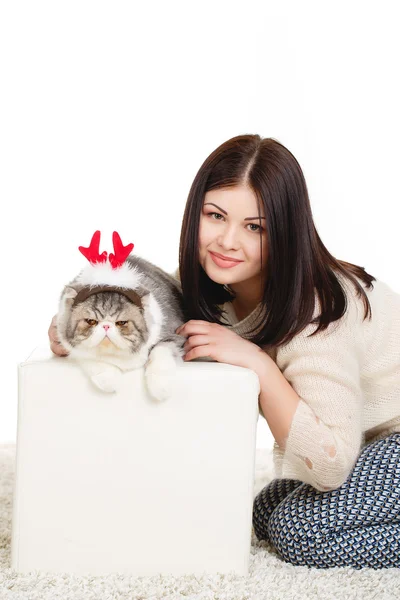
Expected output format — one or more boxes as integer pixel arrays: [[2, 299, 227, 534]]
[[246, 293, 364, 492], [250, 352, 301, 450]]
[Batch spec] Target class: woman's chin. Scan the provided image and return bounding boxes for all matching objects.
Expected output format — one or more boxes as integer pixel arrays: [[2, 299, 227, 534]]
[[205, 267, 235, 285]]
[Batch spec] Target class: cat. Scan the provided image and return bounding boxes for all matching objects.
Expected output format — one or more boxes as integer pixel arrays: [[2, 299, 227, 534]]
[[56, 254, 188, 402]]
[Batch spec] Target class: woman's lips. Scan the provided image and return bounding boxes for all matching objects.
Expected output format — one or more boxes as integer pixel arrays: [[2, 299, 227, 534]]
[[209, 251, 243, 268]]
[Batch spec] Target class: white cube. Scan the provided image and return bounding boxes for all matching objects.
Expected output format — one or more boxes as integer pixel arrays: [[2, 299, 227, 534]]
[[12, 347, 260, 577]]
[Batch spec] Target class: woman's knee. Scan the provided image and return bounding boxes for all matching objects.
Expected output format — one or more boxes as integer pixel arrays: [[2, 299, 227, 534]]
[[253, 478, 303, 541], [266, 485, 326, 565]]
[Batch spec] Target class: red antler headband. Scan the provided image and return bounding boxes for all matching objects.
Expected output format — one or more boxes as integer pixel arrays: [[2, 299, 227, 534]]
[[73, 231, 144, 306], [78, 230, 134, 269]]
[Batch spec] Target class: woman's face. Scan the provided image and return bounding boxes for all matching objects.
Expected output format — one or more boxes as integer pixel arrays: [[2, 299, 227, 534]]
[[198, 184, 267, 293]]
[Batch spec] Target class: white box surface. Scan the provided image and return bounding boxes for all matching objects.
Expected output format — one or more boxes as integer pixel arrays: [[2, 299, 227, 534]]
[[12, 347, 260, 576]]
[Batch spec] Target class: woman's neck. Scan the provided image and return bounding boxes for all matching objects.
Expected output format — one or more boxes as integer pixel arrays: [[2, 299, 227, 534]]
[[229, 279, 263, 316], [231, 294, 261, 321]]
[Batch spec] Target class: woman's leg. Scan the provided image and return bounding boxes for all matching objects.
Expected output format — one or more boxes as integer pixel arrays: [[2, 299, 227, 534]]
[[266, 433, 400, 569], [253, 478, 304, 541]]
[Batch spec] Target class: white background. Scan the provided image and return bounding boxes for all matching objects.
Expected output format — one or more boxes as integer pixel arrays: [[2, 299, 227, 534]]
[[1, 0, 399, 446]]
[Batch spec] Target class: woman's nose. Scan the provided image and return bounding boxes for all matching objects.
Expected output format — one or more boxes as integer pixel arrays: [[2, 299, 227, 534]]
[[218, 229, 239, 248]]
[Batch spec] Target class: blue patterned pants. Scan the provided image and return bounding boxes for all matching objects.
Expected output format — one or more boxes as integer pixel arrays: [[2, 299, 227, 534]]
[[252, 433, 400, 569]]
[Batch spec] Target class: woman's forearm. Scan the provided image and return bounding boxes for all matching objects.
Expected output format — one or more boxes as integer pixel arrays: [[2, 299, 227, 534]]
[[249, 351, 301, 450]]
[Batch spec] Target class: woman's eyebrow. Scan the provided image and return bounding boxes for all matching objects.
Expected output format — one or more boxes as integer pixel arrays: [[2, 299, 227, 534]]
[[204, 202, 266, 220]]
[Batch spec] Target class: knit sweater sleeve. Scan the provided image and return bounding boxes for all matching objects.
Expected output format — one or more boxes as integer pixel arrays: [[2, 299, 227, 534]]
[[272, 285, 365, 491]]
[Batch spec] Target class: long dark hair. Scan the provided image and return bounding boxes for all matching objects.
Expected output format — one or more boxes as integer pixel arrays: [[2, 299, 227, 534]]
[[178, 134, 375, 350]]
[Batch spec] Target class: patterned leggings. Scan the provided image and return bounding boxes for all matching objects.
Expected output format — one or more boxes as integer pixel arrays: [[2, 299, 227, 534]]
[[252, 433, 400, 569]]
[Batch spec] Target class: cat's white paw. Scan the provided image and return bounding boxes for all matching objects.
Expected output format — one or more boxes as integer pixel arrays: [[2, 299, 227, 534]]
[[90, 366, 121, 393], [80, 360, 122, 394], [144, 345, 178, 402]]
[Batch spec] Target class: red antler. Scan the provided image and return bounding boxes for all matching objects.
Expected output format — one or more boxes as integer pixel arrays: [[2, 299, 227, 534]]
[[109, 231, 134, 268], [78, 230, 108, 264]]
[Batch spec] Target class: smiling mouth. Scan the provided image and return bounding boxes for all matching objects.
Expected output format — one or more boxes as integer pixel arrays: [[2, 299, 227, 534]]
[[209, 251, 244, 269], [210, 252, 243, 262]]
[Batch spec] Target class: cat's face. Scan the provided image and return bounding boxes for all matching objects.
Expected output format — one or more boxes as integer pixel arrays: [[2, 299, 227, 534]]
[[63, 291, 148, 356]]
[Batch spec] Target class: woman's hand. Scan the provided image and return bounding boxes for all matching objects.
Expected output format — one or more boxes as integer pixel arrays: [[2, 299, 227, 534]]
[[48, 314, 69, 357], [176, 320, 263, 369]]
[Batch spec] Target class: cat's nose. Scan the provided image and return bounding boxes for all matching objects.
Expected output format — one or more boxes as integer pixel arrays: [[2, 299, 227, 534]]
[[103, 325, 110, 331]]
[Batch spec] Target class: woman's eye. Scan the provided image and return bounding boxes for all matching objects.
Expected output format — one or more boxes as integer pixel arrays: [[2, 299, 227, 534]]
[[116, 321, 128, 326], [247, 223, 263, 232], [85, 319, 98, 326], [207, 212, 263, 233]]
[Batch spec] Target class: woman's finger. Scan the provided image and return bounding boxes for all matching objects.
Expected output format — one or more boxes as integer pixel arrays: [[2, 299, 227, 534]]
[[184, 334, 211, 350], [48, 315, 58, 340], [177, 321, 211, 335], [50, 326, 60, 344], [50, 340, 69, 357], [48, 314, 69, 356], [184, 345, 212, 361]]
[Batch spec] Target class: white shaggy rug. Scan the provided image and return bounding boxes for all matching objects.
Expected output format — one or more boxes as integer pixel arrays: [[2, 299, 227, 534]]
[[0, 444, 399, 599]]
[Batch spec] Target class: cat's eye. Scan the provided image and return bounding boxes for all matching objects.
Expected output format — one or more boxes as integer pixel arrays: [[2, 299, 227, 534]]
[[116, 321, 128, 326], [85, 319, 98, 326]]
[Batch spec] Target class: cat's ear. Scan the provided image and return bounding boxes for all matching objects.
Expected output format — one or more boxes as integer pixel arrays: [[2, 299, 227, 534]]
[[139, 291, 151, 309], [140, 291, 163, 330], [63, 286, 78, 300], [60, 285, 79, 308]]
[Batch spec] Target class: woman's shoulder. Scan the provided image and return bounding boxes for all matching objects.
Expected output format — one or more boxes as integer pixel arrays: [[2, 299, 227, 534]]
[[335, 271, 400, 327], [277, 271, 398, 361], [171, 266, 180, 282], [278, 273, 366, 357]]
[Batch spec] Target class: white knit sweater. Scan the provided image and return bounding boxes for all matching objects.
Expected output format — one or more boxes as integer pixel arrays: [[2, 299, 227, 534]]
[[172, 268, 400, 491]]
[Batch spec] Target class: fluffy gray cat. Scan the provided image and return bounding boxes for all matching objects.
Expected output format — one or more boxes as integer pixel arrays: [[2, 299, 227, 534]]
[[56, 254, 187, 402]]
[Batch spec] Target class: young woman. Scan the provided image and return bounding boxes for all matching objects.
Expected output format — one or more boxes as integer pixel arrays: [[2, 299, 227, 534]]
[[49, 134, 400, 569]]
